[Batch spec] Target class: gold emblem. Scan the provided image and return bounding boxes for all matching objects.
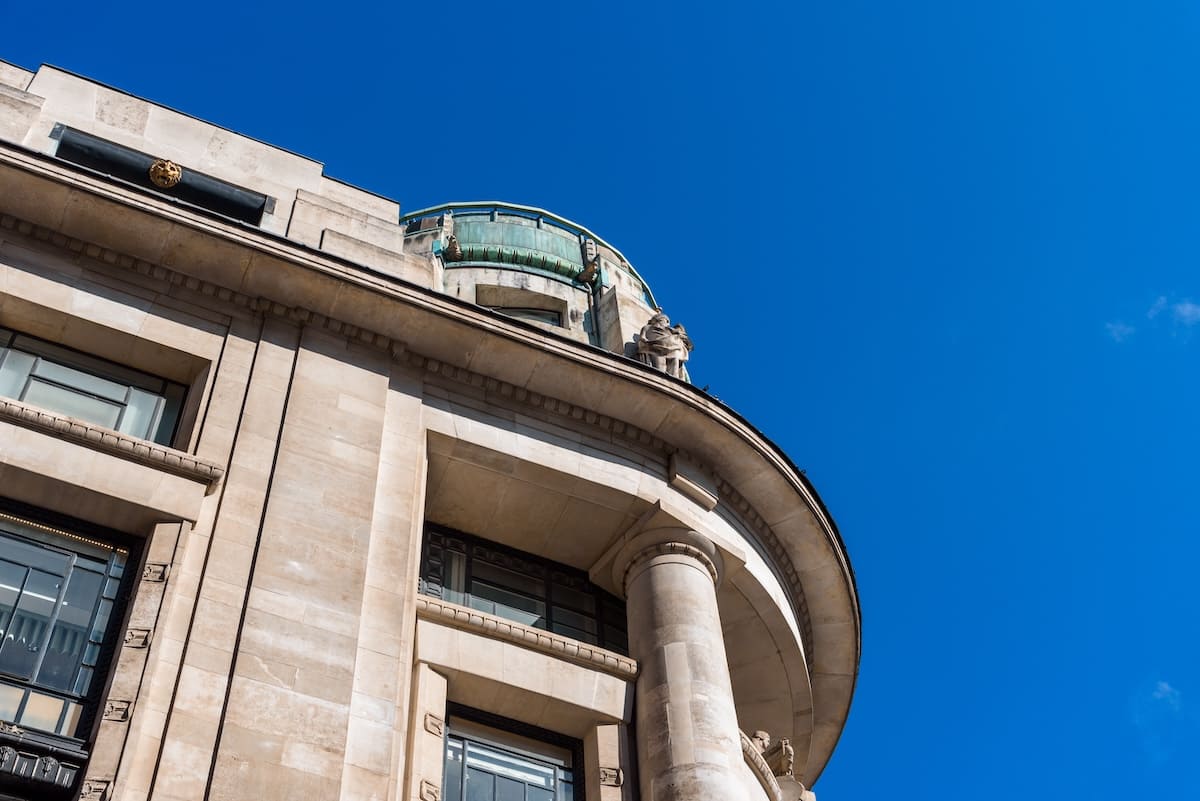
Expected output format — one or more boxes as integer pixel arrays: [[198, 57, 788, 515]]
[[148, 158, 183, 188]]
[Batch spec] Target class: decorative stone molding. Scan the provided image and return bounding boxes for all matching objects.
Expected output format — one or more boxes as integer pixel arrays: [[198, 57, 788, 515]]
[[141, 562, 170, 582], [741, 730, 784, 801], [613, 528, 723, 592], [103, 699, 132, 722], [80, 779, 111, 800], [419, 778, 441, 801], [415, 594, 638, 679], [0, 744, 79, 791], [123, 628, 151, 648], [598, 767, 623, 787], [0, 396, 225, 489], [763, 736, 796, 779], [423, 713, 444, 737], [0, 208, 819, 659]]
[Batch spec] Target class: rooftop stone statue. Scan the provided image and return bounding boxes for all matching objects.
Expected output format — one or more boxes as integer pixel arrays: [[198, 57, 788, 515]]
[[635, 312, 692, 379]]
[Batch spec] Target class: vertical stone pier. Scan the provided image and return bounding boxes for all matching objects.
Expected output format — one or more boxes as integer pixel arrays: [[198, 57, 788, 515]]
[[615, 528, 744, 801]]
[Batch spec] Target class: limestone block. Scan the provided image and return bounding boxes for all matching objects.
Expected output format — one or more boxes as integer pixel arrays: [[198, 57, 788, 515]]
[[0, 83, 42, 144], [0, 61, 33, 91]]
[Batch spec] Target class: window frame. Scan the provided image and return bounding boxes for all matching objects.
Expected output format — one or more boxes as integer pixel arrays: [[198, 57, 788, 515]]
[[443, 704, 585, 801], [0, 327, 187, 446], [0, 498, 140, 746], [420, 525, 629, 655]]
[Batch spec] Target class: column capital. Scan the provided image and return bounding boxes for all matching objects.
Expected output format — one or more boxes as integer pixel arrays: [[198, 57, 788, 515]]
[[611, 526, 723, 593]]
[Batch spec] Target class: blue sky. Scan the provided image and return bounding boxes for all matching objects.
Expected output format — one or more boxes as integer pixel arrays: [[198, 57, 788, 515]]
[[6, 1, 1200, 797]]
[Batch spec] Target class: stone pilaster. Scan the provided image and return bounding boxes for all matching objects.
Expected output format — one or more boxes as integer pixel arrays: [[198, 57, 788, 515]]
[[614, 528, 743, 801]]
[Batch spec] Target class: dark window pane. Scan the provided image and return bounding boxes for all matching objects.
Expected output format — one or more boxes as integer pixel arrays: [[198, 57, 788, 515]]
[[465, 769, 494, 801], [472, 562, 544, 598], [445, 738, 464, 801], [551, 607, 597, 636], [0, 570, 60, 679], [549, 583, 594, 615], [550, 622, 598, 646], [495, 776, 524, 801], [422, 526, 628, 654], [0, 561, 27, 637], [37, 568, 103, 691]]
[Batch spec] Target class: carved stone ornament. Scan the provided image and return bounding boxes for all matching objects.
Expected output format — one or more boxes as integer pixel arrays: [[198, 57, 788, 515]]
[[103, 699, 132, 722], [81, 779, 111, 801], [763, 736, 795, 778], [0, 746, 16, 771], [148, 158, 183, 188], [423, 712, 444, 737], [0, 722, 21, 736], [142, 562, 170, 582], [419, 778, 441, 801], [443, 234, 463, 261], [599, 767, 624, 787], [36, 755, 59, 779], [123, 628, 151, 648], [634, 311, 693, 379]]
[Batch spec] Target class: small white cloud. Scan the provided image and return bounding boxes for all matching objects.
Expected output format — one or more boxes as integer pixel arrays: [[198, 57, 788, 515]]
[[1148, 296, 1168, 319], [1174, 301, 1200, 326], [1153, 680, 1182, 711], [1106, 321, 1135, 342], [1132, 679, 1186, 767]]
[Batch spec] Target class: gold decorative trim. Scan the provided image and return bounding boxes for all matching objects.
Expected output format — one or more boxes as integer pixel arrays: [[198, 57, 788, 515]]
[[415, 594, 638, 679], [147, 159, 182, 189]]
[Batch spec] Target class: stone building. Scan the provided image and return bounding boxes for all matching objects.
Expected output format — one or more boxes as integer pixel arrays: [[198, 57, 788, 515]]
[[0, 61, 860, 801]]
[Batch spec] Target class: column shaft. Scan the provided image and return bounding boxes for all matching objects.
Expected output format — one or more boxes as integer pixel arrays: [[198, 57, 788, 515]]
[[621, 532, 743, 801]]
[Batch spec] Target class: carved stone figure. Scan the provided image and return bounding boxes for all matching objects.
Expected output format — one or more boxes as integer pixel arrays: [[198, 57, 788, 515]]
[[635, 312, 693, 378], [763, 736, 795, 778], [751, 730, 771, 753]]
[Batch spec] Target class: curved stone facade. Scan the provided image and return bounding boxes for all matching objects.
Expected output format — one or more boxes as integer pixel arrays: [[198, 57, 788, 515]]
[[0, 61, 858, 801]]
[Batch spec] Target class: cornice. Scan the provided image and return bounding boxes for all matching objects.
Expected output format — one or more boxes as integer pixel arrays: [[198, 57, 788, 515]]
[[415, 594, 638, 680], [0, 396, 224, 487], [0, 208, 817, 655]]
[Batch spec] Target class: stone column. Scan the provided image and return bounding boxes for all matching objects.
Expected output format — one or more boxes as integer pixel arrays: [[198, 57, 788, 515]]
[[614, 528, 743, 801]]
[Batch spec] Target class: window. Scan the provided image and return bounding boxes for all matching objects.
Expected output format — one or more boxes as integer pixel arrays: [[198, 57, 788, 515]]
[[489, 307, 563, 327], [420, 526, 628, 654], [444, 710, 578, 801], [0, 507, 129, 739], [0, 327, 185, 445]]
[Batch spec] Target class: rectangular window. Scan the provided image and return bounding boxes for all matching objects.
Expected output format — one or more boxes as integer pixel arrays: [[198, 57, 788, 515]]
[[0, 327, 186, 445], [420, 526, 628, 655], [0, 505, 130, 739], [444, 711, 578, 801], [489, 307, 563, 328]]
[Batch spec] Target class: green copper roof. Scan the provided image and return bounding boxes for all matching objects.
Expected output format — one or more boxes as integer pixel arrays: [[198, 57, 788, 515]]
[[401, 202, 658, 308]]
